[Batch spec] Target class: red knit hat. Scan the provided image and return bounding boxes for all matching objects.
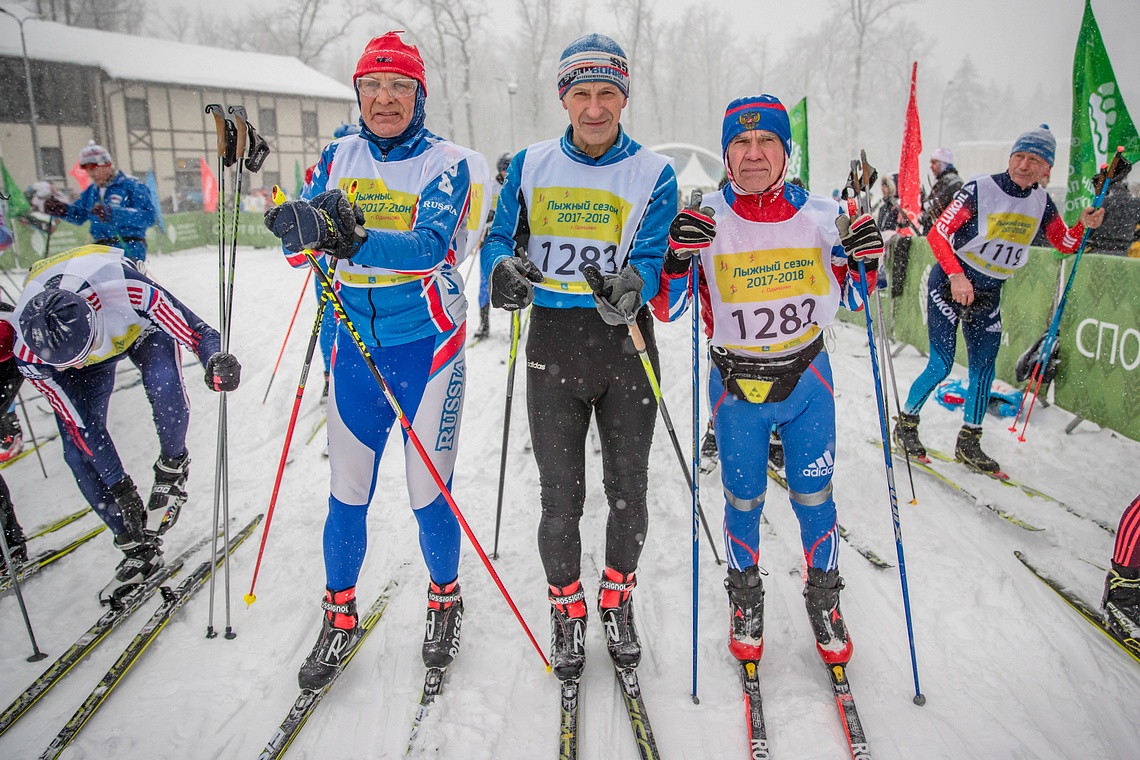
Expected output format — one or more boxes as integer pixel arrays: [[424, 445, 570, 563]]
[[353, 31, 427, 96]]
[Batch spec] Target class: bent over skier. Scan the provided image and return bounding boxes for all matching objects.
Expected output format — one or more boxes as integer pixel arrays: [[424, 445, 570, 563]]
[[9, 244, 239, 601], [651, 95, 884, 666], [265, 31, 488, 690], [480, 33, 677, 681]]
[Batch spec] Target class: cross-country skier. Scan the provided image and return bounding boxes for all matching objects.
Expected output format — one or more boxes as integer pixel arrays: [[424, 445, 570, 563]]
[[918, 147, 963, 234], [480, 33, 677, 681], [41, 143, 156, 269], [1103, 492, 1140, 642], [265, 31, 489, 691], [650, 94, 885, 666], [895, 125, 1104, 473], [8, 244, 240, 600]]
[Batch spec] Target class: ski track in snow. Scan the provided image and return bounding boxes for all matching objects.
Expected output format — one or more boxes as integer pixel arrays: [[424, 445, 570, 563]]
[[1, 246, 1138, 759]]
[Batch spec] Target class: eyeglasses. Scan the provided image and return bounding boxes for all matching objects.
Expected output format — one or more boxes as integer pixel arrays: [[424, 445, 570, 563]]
[[80, 163, 106, 170], [356, 77, 418, 98]]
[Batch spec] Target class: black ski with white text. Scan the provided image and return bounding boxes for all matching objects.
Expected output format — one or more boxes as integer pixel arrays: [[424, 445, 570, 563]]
[[0, 524, 107, 597], [258, 581, 397, 760]]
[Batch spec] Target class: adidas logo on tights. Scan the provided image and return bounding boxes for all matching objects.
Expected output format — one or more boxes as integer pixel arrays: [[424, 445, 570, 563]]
[[802, 450, 834, 478]]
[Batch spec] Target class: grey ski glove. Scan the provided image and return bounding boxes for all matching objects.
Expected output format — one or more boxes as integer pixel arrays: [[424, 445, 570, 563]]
[[582, 265, 644, 326]]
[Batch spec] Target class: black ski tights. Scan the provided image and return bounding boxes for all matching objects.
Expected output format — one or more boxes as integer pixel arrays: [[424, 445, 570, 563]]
[[526, 306, 659, 587]]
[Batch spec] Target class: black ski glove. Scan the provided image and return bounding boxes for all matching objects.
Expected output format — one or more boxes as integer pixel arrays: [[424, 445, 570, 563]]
[[263, 200, 338, 255], [491, 257, 544, 310], [109, 476, 146, 544], [205, 352, 241, 392], [582, 265, 644, 326], [42, 197, 70, 217], [309, 189, 366, 260], [665, 192, 716, 275], [836, 213, 883, 272]]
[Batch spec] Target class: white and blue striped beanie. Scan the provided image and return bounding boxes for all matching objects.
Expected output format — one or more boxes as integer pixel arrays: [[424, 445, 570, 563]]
[[1011, 124, 1056, 167], [557, 34, 629, 99]]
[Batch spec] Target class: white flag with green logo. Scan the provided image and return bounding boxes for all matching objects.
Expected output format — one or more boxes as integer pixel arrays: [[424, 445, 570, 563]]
[[1064, 0, 1139, 224]]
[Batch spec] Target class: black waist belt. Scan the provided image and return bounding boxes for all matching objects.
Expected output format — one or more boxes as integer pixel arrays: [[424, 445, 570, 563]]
[[711, 337, 823, 404], [95, 237, 146, 245]]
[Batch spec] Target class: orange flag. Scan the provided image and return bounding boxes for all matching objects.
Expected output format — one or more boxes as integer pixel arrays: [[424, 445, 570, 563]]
[[897, 62, 923, 236], [200, 157, 218, 213], [69, 161, 91, 191]]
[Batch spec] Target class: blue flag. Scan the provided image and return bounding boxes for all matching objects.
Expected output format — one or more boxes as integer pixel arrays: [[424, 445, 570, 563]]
[[146, 170, 167, 235]]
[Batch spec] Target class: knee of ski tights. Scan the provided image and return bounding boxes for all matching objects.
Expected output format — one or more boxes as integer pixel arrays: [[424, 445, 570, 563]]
[[725, 489, 764, 512], [789, 482, 833, 508]]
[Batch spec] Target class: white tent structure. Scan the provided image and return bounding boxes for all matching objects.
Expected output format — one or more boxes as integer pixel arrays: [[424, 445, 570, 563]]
[[650, 142, 723, 197]]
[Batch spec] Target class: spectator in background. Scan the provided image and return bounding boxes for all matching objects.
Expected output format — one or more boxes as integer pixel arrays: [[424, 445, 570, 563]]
[[920, 147, 963, 234], [1087, 156, 1140, 255], [41, 142, 156, 270]]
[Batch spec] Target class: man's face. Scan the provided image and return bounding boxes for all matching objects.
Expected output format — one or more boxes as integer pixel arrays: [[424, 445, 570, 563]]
[[357, 74, 419, 138], [562, 82, 626, 156], [1008, 151, 1050, 190], [84, 163, 115, 187], [726, 130, 786, 194]]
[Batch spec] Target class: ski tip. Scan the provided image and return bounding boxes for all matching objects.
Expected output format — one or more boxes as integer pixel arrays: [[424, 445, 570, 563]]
[[913, 693, 927, 706], [244, 593, 257, 606]]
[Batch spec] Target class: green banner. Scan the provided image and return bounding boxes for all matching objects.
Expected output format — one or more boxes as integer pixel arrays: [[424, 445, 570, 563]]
[[1, 160, 30, 218], [1063, 0, 1140, 224], [787, 97, 809, 191]]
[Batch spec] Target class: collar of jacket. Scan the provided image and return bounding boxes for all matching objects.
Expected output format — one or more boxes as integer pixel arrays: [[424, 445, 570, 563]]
[[559, 125, 639, 166]]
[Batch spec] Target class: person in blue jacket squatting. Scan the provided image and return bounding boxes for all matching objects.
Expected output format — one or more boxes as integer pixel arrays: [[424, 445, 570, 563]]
[[8, 244, 240, 603], [42, 142, 156, 270], [265, 31, 490, 691], [650, 95, 885, 667], [481, 33, 677, 682]]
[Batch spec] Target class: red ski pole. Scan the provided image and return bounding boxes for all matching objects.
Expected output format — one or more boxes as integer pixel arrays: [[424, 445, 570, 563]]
[[262, 268, 313, 404]]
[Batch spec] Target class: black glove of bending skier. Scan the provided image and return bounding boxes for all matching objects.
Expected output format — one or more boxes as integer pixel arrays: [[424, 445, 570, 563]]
[[263, 200, 338, 255], [665, 191, 716, 275], [582, 264, 644, 326], [490, 257, 544, 310], [42, 197, 70, 218], [109, 476, 147, 544], [205, 352, 241, 392], [835, 213, 884, 272], [309, 189, 367, 260]]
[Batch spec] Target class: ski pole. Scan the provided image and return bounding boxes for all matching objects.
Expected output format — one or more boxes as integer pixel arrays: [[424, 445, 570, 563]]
[[204, 104, 237, 640], [246, 184, 353, 604], [872, 287, 917, 504], [580, 265, 724, 565], [15, 393, 47, 479], [272, 188, 549, 669], [0, 520, 47, 662], [245, 263, 338, 606], [1012, 146, 1123, 441], [690, 249, 702, 704], [262, 268, 313, 404], [491, 307, 522, 560], [845, 158, 924, 705]]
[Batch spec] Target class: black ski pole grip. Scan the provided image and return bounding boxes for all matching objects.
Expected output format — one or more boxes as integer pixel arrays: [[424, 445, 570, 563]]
[[229, 105, 250, 164]]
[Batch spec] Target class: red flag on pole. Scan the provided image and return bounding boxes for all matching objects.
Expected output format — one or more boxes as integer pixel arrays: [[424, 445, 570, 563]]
[[200, 157, 218, 213], [69, 160, 91, 191], [897, 62, 923, 236]]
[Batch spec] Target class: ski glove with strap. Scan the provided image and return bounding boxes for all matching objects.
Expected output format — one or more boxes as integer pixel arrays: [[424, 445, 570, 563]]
[[263, 200, 338, 255], [42, 197, 69, 218], [490, 257, 544, 310], [309, 189, 367, 260], [665, 195, 716, 275], [582, 265, 644, 326], [205, 352, 241, 392], [90, 203, 111, 222], [835, 213, 884, 271]]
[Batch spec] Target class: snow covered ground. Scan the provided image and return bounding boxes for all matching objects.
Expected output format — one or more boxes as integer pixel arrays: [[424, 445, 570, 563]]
[[1, 245, 1138, 760]]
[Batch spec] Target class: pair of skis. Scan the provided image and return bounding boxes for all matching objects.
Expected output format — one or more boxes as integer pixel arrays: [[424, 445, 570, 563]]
[[558, 665, 661, 760], [36, 514, 262, 760], [739, 657, 871, 760]]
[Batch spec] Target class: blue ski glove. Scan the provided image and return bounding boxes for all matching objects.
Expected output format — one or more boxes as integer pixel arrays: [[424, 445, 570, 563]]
[[264, 200, 337, 255], [309, 189, 366, 260]]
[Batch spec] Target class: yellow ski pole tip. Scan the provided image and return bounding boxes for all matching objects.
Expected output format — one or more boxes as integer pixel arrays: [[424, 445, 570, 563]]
[[244, 593, 257, 606], [546, 664, 553, 674]]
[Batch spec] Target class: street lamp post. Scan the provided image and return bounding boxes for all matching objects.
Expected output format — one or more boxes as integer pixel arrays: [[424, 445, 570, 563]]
[[938, 79, 955, 148], [0, 7, 42, 181], [507, 82, 518, 151]]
